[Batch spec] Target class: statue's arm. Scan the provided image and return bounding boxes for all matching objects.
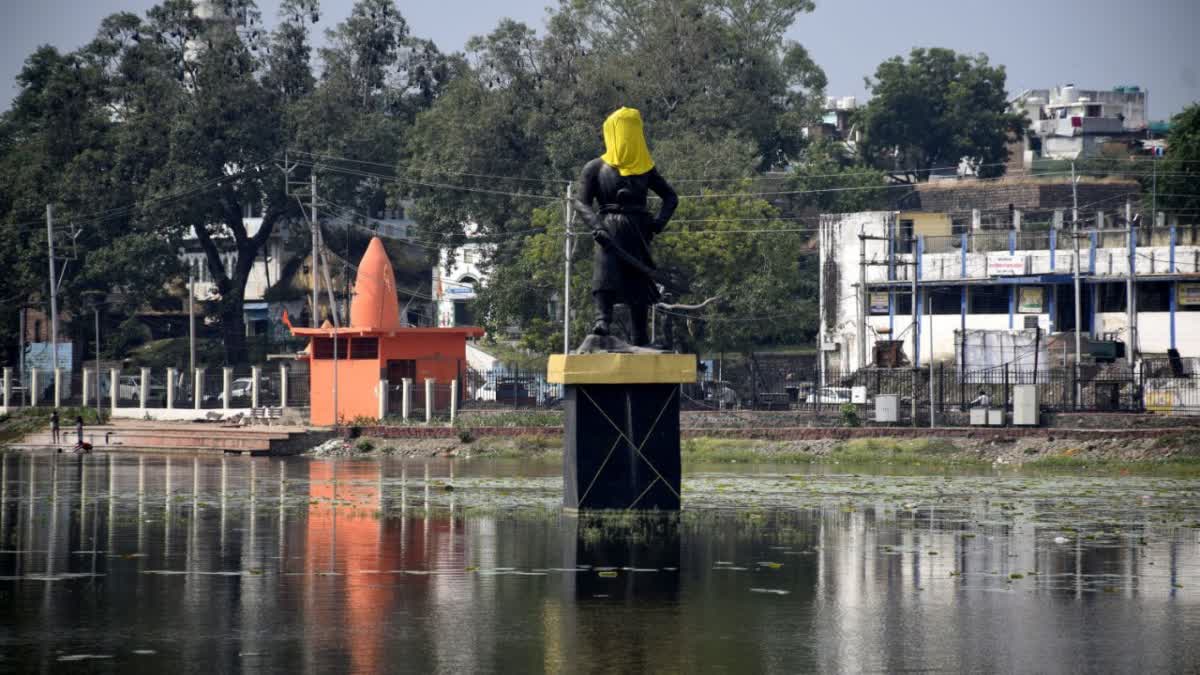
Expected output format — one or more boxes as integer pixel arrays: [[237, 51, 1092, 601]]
[[572, 160, 600, 230], [648, 169, 678, 233]]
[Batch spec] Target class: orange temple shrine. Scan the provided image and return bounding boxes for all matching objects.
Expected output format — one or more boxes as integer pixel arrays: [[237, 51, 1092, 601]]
[[285, 236, 483, 426]]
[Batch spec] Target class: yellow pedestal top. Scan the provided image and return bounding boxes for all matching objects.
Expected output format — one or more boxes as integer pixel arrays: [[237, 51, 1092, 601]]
[[547, 353, 697, 385]]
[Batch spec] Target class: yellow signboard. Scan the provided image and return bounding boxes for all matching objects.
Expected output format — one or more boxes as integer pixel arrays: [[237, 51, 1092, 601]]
[[1018, 287, 1044, 314], [1179, 283, 1200, 307]]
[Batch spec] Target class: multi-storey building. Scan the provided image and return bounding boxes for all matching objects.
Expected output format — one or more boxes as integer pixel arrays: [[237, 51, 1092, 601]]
[[819, 178, 1199, 373]]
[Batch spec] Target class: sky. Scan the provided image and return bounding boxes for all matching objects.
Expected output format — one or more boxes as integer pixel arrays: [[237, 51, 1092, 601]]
[[1, 0, 1197, 119]]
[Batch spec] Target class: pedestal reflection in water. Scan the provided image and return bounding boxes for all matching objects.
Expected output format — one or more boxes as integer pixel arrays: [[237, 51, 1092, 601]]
[[0, 452, 1198, 673]]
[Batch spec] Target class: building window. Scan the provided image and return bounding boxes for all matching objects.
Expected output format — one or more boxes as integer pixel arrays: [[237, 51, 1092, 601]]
[[1137, 281, 1171, 312], [1098, 283, 1127, 313], [34, 320, 42, 342], [930, 289, 962, 315], [349, 337, 379, 359], [896, 220, 914, 254], [970, 286, 1010, 315], [312, 338, 350, 360]]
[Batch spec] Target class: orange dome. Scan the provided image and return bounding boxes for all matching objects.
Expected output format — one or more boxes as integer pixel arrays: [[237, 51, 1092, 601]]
[[349, 237, 402, 331]]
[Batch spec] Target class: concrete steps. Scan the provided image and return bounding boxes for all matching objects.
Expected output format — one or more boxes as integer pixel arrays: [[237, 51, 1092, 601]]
[[10, 424, 323, 456]]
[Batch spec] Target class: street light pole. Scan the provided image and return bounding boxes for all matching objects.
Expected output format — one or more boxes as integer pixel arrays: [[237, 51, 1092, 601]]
[[189, 271, 196, 395], [46, 204, 59, 369], [93, 304, 101, 420]]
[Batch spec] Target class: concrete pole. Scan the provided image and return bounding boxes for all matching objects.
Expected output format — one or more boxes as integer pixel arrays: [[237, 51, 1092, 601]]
[[1012, 209, 1022, 231], [46, 204, 59, 373], [401, 378, 412, 421], [450, 379, 458, 423], [53, 368, 62, 408], [188, 272, 196, 396], [83, 367, 92, 407], [250, 366, 261, 409], [279, 364, 288, 408], [378, 378, 388, 420], [30, 369, 40, 406], [425, 379, 434, 423], [310, 172, 320, 328], [1126, 200, 1136, 364], [2, 367, 10, 410], [1072, 162, 1083, 367], [563, 182, 573, 354], [109, 368, 119, 413], [222, 367, 233, 411], [166, 368, 177, 409], [857, 233, 867, 372], [194, 368, 204, 411], [139, 367, 150, 409]]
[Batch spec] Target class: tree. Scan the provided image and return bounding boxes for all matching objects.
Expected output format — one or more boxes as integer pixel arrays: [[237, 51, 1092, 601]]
[[857, 47, 1025, 181], [1155, 103, 1200, 216]]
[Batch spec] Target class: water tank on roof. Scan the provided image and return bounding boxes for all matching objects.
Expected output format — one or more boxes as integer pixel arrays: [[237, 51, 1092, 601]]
[[840, 96, 857, 110], [1061, 85, 1078, 103]]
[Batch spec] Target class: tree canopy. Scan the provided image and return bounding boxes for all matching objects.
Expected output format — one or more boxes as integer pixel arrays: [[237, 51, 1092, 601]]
[[857, 47, 1025, 181]]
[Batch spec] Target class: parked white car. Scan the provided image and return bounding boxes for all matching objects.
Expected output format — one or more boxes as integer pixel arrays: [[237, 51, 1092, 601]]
[[805, 387, 853, 405], [205, 377, 254, 404]]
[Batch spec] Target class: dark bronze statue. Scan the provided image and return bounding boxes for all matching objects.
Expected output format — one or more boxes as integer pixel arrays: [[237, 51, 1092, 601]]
[[573, 107, 678, 349]]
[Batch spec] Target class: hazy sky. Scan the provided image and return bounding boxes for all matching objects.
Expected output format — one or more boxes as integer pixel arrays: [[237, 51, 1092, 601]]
[[1, 0, 1197, 119]]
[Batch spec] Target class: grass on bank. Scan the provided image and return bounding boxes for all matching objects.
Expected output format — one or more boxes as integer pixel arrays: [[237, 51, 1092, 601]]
[[680, 437, 983, 467]]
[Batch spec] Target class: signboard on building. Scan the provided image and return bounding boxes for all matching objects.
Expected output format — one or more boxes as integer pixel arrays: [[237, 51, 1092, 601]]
[[24, 342, 73, 375], [868, 292, 890, 314], [988, 255, 1025, 276], [1018, 287, 1044, 314], [1178, 283, 1200, 307]]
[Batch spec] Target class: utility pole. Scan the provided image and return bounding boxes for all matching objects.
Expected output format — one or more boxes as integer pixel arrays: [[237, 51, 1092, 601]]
[[1126, 200, 1136, 364], [928, 287, 935, 428], [311, 172, 320, 327], [910, 254, 918, 428], [563, 183, 573, 355], [1151, 157, 1158, 226], [858, 232, 868, 371], [1071, 162, 1083, 368], [46, 204, 59, 369], [317, 242, 341, 426], [93, 304, 101, 420], [189, 271, 196, 395]]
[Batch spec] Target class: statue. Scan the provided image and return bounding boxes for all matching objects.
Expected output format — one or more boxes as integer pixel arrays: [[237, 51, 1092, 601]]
[[573, 107, 678, 351]]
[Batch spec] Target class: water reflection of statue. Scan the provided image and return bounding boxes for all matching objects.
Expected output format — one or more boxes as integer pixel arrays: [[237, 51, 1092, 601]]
[[573, 107, 678, 349]]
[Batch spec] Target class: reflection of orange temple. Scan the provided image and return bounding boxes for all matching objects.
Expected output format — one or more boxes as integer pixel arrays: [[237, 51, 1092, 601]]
[[285, 236, 483, 425]]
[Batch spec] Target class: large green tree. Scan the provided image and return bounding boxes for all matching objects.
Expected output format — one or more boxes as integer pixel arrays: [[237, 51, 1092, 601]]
[[857, 47, 1025, 181], [1154, 103, 1200, 216], [403, 0, 832, 353]]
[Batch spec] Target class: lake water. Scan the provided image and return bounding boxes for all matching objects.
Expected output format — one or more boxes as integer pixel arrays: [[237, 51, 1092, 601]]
[[1, 452, 1198, 673]]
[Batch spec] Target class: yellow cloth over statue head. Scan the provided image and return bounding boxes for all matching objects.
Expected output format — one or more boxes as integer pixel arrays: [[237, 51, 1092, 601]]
[[600, 107, 655, 176]]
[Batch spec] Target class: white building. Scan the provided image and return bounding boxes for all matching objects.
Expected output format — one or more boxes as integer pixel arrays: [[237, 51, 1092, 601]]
[[819, 202, 1200, 373], [433, 224, 491, 328], [1011, 85, 1148, 164]]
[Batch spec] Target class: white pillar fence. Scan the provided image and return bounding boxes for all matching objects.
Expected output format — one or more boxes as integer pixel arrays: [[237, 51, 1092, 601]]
[[139, 367, 150, 409], [402, 378, 412, 421], [166, 368, 177, 410], [425, 378, 434, 423], [250, 366, 261, 409], [221, 368, 233, 411], [378, 378, 388, 419], [3, 364, 307, 416]]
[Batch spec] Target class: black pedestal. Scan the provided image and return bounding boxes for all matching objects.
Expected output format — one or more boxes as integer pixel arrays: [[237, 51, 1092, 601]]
[[562, 383, 681, 511]]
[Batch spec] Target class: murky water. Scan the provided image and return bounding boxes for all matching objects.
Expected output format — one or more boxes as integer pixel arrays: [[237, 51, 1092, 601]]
[[1, 452, 1198, 673]]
